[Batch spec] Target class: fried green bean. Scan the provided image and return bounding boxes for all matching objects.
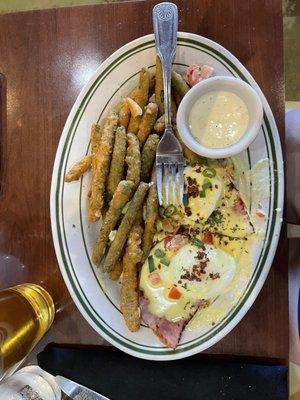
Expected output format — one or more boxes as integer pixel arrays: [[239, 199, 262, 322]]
[[128, 68, 150, 133], [173, 89, 182, 107], [92, 180, 135, 265], [118, 101, 130, 128], [103, 182, 149, 272], [91, 123, 102, 154], [142, 169, 159, 260], [106, 126, 127, 202], [125, 97, 142, 118], [141, 134, 160, 181], [65, 155, 92, 182], [155, 56, 164, 115], [137, 102, 158, 146], [88, 112, 118, 222], [126, 133, 141, 188], [109, 259, 124, 281], [90, 124, 102, 184], [120, 223, 143, 332], [171, 70, 190, 98], [154, 114, 165, 133], [149, 69, 156, 92]]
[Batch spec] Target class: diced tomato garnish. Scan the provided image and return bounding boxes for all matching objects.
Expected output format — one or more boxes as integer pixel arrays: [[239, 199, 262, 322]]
[[203, 230, 213, 244], [168, 286, 182, 300], [149, 272, 162, 286], [233, 196, 247, 215]]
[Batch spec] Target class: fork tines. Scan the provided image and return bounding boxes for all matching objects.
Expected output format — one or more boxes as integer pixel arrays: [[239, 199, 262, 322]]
[[156, 160, 184, 207]]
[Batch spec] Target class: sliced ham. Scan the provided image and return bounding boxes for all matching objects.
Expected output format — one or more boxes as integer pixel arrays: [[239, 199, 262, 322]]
[[185, 64, 214, 86], [233, 196, 247, 215], [139, 294, 206, 349]]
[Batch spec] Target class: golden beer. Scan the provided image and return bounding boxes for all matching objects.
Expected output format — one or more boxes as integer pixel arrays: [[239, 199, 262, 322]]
[[0, 284, 55, 380]]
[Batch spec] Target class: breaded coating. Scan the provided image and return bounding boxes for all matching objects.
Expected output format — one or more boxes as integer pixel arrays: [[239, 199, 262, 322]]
[[65, 155, 92, 182], [171, 70, 190, 97], [92, 180, 135, 265], [142, 170, 158, 260], [120, 223, 144, 332], [137, 102, 158, 146], [119, 101, 130, 128], [141, 134, 160, 181], [128, 68, 150, 133], [88, 112, 118, 221], [126, 133, 141, 188], [154, 114, 165, 133], [109, 259, 124, 281], [103, 182, 149, 272], [106, 126, 127, 201]]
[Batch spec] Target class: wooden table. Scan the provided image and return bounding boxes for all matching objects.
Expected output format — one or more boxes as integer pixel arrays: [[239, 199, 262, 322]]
[[0, 0, 288, 362]]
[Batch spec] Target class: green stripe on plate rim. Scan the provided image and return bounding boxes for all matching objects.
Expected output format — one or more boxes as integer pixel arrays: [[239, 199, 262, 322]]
[[54, 37, 279, 355]]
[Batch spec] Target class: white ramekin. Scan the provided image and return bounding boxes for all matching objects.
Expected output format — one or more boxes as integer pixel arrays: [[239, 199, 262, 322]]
[[176, 76, 263, 158]]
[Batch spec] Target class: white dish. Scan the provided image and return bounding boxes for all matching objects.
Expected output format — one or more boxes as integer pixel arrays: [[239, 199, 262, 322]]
[[177, 76, 263, 158], [50, 32, 284, 361]]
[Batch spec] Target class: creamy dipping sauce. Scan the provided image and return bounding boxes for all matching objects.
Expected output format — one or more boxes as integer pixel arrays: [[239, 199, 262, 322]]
[[189, 90, 249, 148]]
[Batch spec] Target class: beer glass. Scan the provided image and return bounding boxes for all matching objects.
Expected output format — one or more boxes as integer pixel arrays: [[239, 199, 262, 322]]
[[0, 284, 55, 380]]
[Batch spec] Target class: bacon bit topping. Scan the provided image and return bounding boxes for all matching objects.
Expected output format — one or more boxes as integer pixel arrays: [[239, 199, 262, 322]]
[[209, 272, 220, 280], [186, 176, 199, 198], [149, 272, 162, 286], [168, 286, 182, 300], [195, 167, 202, 173], [233, 196, 247, 215], [185, 64, 214, 86], [181, 251, 209, 282], [187, 184, 199, 198], [196, 251, 205, 260], [177, 225, 186, 235], [185, 206, 192, 216], [180, 262, 207, 282], [203, 230, 213, 244], [187, 176, 197, 186]]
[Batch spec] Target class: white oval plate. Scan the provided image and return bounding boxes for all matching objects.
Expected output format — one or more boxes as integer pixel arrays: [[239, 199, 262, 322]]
[[50, 32, 284, 361]]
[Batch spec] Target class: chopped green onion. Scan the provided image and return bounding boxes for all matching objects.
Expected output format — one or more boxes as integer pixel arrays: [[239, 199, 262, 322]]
[[159, 206, 165, 218], [160, 257, 170, 266], [182, 282, 188, 290], [202, 178, 212, 190], [199, 190, 206, 198], [154, 249, 166, 258], [183, 193, 189, 206], [191, 238, 204, 248], [203, 167, 216, 178], [148, 256, 155, 273], [164, 205, 176, 218]]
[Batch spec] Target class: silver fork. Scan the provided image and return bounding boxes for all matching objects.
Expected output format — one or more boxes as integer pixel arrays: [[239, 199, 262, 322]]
[[153, 2, 185, 207]]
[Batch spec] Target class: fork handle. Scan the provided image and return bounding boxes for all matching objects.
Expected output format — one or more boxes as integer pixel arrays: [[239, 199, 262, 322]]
[[153, 2, 178, 128]]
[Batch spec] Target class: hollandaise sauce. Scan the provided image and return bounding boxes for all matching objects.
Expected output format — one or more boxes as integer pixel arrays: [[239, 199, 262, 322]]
[[189, 90, 249, 148]]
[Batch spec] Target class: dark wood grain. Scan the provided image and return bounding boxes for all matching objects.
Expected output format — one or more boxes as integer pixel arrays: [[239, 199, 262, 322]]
[[0, 0, 288, 361], [0, 73, 6, 195]]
